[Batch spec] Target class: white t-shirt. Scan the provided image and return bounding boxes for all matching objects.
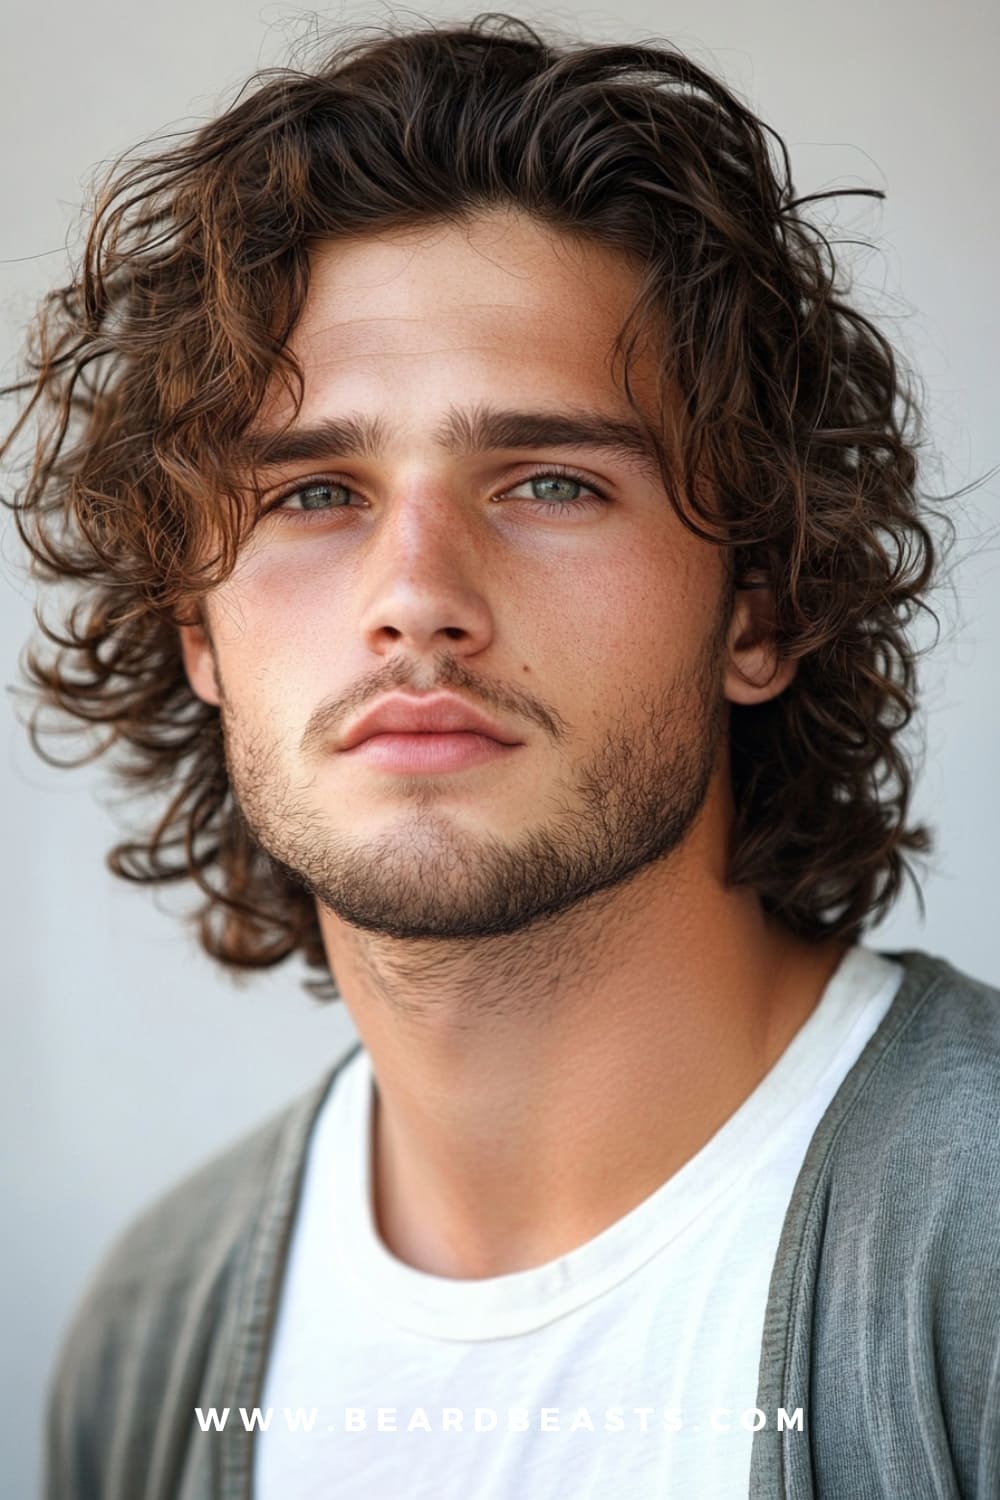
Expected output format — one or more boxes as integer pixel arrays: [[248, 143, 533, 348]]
[[255, 946, 902, 1499]]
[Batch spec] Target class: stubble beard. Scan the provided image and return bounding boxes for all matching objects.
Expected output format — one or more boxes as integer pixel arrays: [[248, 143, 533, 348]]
[[214, 636, 728, 947]]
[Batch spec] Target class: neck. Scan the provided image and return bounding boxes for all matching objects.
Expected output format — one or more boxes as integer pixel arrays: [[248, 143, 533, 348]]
[[318, 803, 848, 1280]]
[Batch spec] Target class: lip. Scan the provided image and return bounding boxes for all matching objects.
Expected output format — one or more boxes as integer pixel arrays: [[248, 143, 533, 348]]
[[339, 693, 521, 752], [342, 731, 521, 774]]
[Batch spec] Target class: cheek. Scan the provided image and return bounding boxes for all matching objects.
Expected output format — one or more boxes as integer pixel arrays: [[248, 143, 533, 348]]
[[211, 556, 338, 718], [543, 541, 705, 692], [213, 524, 718, 723]]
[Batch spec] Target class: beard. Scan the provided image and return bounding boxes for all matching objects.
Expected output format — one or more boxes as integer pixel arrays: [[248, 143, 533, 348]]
[[211, 619, 729, 957]]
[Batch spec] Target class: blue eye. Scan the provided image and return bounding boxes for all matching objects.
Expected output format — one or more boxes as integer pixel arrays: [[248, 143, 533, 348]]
[[518, 475, 586, 502], [283, 482, 350, 512], [265, 465, 609, 526]]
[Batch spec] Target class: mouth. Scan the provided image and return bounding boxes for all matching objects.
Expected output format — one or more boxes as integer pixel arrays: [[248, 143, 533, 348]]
[[341, 730, 522, 775]]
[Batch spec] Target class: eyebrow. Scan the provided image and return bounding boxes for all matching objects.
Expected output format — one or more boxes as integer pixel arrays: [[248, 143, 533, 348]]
[[236, 403, 665, 481]]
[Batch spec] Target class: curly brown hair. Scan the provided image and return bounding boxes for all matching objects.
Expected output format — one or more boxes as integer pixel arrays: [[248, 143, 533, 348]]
[[2, 13, 951, 1003]]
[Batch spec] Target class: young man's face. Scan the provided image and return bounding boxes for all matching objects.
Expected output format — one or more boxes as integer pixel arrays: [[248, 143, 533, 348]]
[[179, 209, 757, 945]]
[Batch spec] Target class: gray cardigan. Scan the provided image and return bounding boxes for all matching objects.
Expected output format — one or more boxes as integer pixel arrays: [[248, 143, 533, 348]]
[[43, 949, 1000, 1499]]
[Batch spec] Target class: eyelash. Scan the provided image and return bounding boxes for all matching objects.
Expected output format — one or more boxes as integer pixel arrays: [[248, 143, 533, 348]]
[[263, 464, 610, 527]]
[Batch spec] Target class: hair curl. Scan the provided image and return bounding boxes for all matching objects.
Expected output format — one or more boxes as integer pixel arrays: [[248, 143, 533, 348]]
[[2, 12, 952, 1002]]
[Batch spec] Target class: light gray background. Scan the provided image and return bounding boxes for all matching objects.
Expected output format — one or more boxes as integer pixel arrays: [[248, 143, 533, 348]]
[[2, 2, 997, 1495]]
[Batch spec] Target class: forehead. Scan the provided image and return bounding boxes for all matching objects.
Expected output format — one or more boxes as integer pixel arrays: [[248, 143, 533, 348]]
[[266, 210, 657, 425], [299, 208, 642, 333]]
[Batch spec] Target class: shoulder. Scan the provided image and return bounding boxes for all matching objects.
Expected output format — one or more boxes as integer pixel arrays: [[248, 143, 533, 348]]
[[813, 948, 1000, 1340], [65, 1078, 314, 1330], [43, 1053, 353, 1498], [837, 948, 1000, 1168], [791, 954, 1000, 1488]]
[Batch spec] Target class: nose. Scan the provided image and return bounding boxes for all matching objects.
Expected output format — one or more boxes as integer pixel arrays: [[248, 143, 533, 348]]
[[353, 482, 496, 662]]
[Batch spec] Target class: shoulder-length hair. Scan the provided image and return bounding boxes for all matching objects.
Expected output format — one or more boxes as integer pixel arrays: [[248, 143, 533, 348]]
[[2, 13, 949, 1001]]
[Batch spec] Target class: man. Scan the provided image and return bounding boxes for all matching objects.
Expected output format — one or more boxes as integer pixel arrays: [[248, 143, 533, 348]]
[[5, 14, 997, 1500]]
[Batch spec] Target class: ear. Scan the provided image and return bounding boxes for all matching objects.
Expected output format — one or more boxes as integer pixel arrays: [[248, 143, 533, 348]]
[[723, 579, 797, 707], [177, 607, 221, 708]]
